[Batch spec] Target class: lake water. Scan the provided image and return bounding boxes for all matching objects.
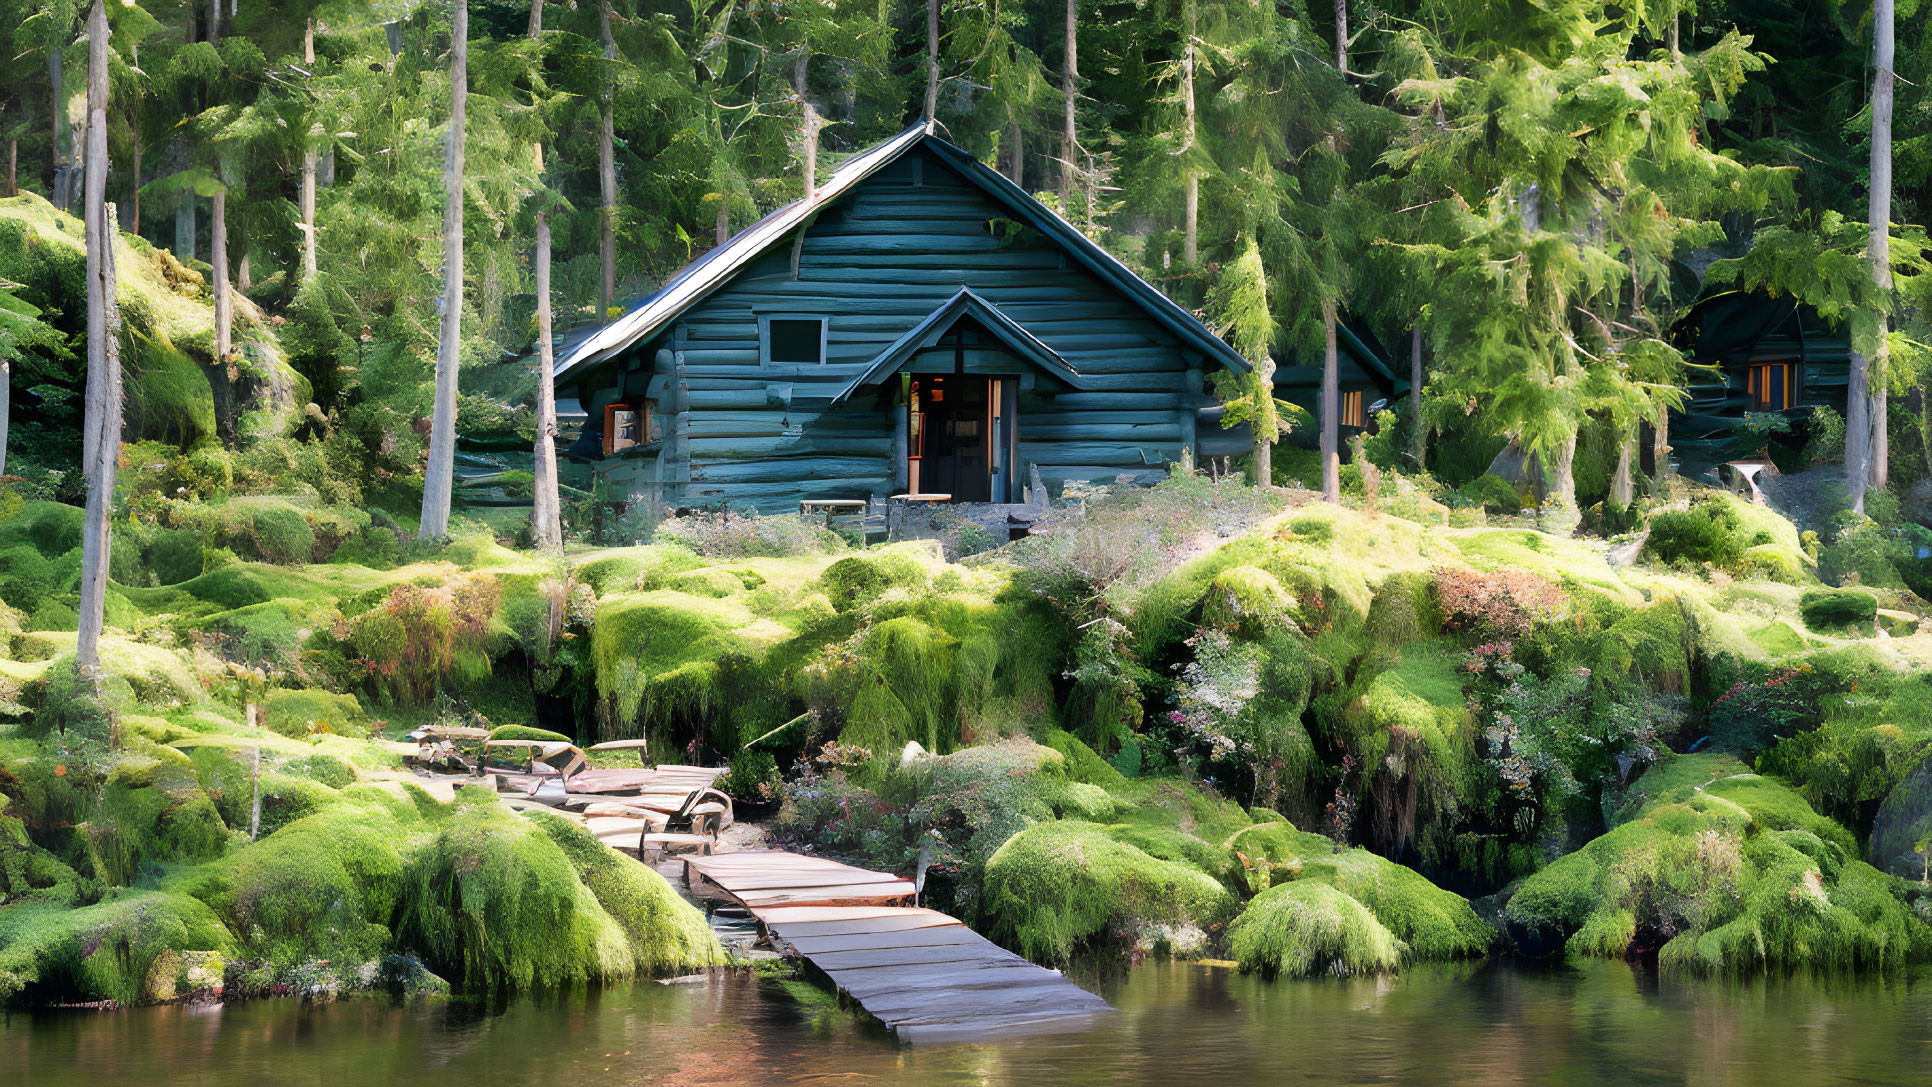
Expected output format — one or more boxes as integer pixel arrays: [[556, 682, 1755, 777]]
[[7, 959, 1932, 1086]]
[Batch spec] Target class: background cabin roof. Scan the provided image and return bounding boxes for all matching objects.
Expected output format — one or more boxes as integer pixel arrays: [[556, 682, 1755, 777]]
[[552, 123, 1251, 383]]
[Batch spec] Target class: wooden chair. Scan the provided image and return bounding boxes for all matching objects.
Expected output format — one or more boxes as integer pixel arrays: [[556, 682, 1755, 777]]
[[638, 789, 724, 861]]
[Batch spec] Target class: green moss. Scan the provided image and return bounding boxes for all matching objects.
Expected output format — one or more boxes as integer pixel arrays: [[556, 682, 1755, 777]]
[[1200, 565, 1295, 636], [981, 821, 1239, 962], [395, 792, 637, 992], [487, 724, 573, 744], [0, 501, 85, 557], [1507, 754, 1929, 972], [178, 802, 412, 971], [0, 891, 232, 1006], [1799, 588, 1878, 632], [1228, 880, 1406, 978], [1738, 544, 1811, 585], [522, 810, 724, 973], [264, 688, 367, 739]]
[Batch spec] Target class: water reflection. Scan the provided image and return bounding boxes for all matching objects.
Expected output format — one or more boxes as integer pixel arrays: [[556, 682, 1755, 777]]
[[6, 960, 1931, 1086]]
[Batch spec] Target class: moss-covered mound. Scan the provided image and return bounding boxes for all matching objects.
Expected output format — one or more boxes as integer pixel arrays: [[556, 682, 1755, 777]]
[[1228, 880, 1407, 978], [0, 891, 232, 1005], [396, 791, 720, 992], [981, 820, 1239, 962], [1505, 754, 1931, 973]]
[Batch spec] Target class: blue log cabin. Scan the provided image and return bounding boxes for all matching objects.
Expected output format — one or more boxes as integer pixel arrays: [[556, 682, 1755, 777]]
[[551, 123, 1396, 513], [1666, 291, 1852, 474]]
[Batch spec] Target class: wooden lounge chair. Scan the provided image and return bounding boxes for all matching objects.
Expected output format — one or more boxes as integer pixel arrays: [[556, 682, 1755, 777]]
[[638, 789, 724, 861]]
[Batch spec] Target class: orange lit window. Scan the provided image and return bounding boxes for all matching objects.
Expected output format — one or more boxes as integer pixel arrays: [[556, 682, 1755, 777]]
[[1340, 390, 1365, 428], [1746, 364, 1792, 411]]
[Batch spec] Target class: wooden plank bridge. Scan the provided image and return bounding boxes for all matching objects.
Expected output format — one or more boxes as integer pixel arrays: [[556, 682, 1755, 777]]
[[682, 850, 1111, 1043]]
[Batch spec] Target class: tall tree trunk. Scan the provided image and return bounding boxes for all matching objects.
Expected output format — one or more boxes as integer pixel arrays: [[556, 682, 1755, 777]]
[[1849, 0, 1894, 515], [599, 0, 617, 312], [1333, 0, 1347, 74], [1060, 0, 1077, 209], [533, 209, 561, 551], [1610, 430, 1634, 507], [211, 185, 230, 366], [238, 250, 250, 291], [529, 0, 543, 37], [795, 49, 817, 200], [301, 18, 318, 282], [1005, 121, 1024, 186], [923, 0, 939, 123], [420, 0, 467, 542], [1668, 3, 1681, 64], [1551, 432, 1578, 514], [716, 197, 728, 245], [174, 192, 195, 262], [1181, 0, 1197, 264], [207, 0, 220, 45], [78, 0, 121, 673], [1653, 407, 1671, 481], [1321, 301, 1339, 501], [1868, 0, 1894, 495], [1410, 322, 1425, 467]]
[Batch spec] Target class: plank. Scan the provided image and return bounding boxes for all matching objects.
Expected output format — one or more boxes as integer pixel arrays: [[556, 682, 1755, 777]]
[[780, 927, 985, 956], [805, 943, 1023, 972], [735, 886, 915, 908], [760, 916, 961, 939]]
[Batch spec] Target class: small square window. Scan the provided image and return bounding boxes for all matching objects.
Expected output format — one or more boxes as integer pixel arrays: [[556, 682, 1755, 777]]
[[768, 318, 825, 364]]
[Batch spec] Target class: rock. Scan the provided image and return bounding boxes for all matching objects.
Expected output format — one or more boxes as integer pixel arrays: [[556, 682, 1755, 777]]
[[143, 949, 226, 1003]]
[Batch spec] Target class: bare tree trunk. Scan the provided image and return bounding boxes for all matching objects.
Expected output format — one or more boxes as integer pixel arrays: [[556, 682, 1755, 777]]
[[238, 249, 250, 291], [533, 209, 562, 551], [420, 0, 467, 542], [1410, 322, 1425, 466], [301, 18, 318, 282], [1653, 407, 1671, 481], [1611, 430, 1634, 507], [78, 0, 121, 672], [599, 0, 617, 312], [1181, 0, 1198, 264], [1333, 0, 1347, 74], [207, 0, 219, 45], [923, 0, 940, 123], [1005, 121, 1024, 186], [716, 197, 728, 245], [529, 0, 543, 37], [1668, 3, 1681, 64], [211, 185, 230, 368], [1868, 0, 1894, 495], [1321, 301, 1339, 501], [1060, 0, 1078, 209], [1849, 0, 1894, 515], [1552, 432, 1578, 514], [1253, 355, 1276, 487], [795, 49, 817, 200]]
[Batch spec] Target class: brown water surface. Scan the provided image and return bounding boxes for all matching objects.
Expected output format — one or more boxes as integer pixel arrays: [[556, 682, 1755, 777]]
[[6, 959, 1931, 1085]]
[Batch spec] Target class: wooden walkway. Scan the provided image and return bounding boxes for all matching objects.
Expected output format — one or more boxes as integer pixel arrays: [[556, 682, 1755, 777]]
[[683, 850, 1111, 1043]]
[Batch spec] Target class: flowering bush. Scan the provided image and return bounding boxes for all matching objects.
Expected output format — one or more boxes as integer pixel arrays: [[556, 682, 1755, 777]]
[[1433, 565, 1563, 637], [346, 573, 501, 704]]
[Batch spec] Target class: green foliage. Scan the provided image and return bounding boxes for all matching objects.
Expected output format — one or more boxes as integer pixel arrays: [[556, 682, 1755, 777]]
[[0, 892, 232, 1006], [264, 688, 368, 739], [1644, 501, 1751, 570], [981, 820, 1239, 963], [1229, 880, 1406, 978], [1456, 474, 1522, 515], [1799, 588, 1878, 632]]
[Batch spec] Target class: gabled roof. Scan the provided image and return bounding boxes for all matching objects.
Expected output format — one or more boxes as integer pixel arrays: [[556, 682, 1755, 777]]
[[553, 122, 1250, 382], [830, 288, 1082, 403]]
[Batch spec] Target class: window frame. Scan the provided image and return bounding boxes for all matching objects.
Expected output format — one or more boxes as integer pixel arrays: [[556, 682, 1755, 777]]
[[1340, 389, 1365, 429], [1746, 363, 1794, 412], [760, 313, 829, 367]]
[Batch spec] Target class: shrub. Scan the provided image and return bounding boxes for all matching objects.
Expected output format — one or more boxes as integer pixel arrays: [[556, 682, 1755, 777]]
[[1456, 473, 1521, 515], [349, 574, 501, 704], [1799, 588, 1877, 632], [980, 821, 1239, 962], [264, 688, 368, 738], [656, 510, 840, 558], [1644, 500, 1749, 569], [1432, 565, 1562, 637], [717, 749, 780, 804], [1228, 880, 1406, 978]]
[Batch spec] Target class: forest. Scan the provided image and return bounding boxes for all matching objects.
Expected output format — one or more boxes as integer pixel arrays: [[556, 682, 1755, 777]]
[[2, 0, 1932, 1056]]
